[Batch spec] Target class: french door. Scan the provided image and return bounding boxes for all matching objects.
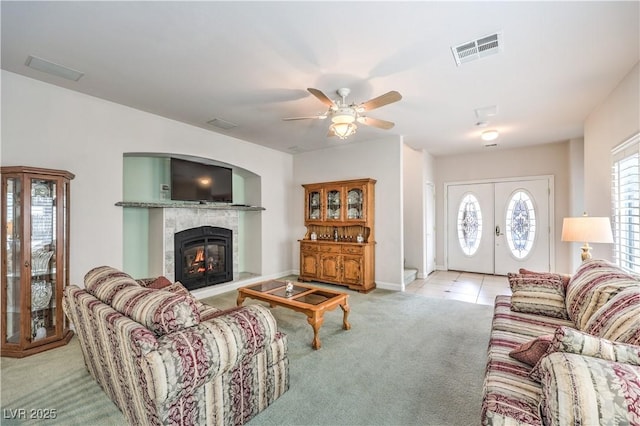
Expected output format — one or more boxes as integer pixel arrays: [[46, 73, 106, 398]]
[[446, 177, 552, 275]]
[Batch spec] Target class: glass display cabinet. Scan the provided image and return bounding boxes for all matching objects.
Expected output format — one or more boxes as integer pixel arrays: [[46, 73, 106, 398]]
[[1, 166, 74, 357]]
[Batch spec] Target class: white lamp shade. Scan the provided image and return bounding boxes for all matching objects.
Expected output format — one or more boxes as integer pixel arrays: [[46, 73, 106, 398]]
[[561, 216, 614, 244]]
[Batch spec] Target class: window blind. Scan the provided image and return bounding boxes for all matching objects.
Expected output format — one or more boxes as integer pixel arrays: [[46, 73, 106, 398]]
[[611, 132, 640, 273]]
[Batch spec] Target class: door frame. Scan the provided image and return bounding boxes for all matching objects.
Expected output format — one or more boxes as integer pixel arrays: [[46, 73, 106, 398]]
[[443, 175, 555, 274], [425, 181, 436, 276]]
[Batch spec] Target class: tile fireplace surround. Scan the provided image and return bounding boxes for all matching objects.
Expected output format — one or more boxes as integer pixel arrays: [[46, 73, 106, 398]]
[[152, 207, 239, 284]]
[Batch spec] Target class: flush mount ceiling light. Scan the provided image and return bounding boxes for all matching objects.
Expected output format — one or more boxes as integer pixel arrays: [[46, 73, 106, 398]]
[[481, 130, 499, 141]]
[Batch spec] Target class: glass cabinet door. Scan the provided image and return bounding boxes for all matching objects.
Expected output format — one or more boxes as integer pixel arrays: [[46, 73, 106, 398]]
[[29, 177, 57, 342], [346, 187, 364, 220], [307, 190, 322, 221], [325, 188, 342, 220], [2, 166, 74, 357], [4, 177, 23, 344]]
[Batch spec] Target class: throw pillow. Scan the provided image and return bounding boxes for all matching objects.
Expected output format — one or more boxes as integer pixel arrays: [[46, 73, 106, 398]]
[[508, 273, 569, 319], [583, 286, 640, 345], [537, 352, 640, 426], [146, 276, 172, 289], [161, 281, 216, 317], [163, 280, 190, 295], [518, 268, 571, 290], [84, 265, 139, 304], [565, 258, 639, 330], [110, 286, 201, 336], [508, 334, 554, 366], [529, 326, 640, 381]]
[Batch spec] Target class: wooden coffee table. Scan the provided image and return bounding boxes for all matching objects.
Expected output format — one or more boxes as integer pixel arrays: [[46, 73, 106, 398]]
[[237, 280, 350, 349]]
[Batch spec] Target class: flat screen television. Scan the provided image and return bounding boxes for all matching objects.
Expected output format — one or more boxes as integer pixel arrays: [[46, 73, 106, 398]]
[[170, 158, 233, 203]]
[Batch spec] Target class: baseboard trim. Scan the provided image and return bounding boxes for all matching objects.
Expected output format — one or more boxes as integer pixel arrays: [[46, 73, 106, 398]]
[[376, 281, 403, 292]]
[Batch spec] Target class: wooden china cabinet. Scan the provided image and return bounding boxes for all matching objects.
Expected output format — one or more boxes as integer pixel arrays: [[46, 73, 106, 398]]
[[299, 178, 376, 292], [1, 166, 74, 357]]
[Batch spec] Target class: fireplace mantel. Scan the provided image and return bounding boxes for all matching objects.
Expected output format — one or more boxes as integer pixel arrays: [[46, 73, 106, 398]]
[[116, 201, 265, 211]]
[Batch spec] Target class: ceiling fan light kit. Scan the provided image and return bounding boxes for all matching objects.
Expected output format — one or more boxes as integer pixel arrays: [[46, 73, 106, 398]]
[[283, 87, 402, 140], [331, 108, 357, 124], [330, 122, 357, 139]]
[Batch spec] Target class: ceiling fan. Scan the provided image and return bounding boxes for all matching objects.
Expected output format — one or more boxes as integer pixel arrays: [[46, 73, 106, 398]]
[[283, 87, 402, 139]]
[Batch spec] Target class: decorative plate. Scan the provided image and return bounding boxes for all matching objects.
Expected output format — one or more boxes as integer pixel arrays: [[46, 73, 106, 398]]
[[347, 191, 362, 205], [32, 182, 51, 198]]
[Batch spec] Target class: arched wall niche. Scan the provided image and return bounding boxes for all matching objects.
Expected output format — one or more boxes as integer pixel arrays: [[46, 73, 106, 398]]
[[123, 152, 262, 204], [122, 152, 262, 281]]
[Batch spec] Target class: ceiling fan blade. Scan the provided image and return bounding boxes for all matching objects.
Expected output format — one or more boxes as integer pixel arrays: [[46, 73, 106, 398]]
[[357, 116, 395, 129], [359, 91, 402, 111], [283, 115, 325, 121], [308, 88, 336, 108]]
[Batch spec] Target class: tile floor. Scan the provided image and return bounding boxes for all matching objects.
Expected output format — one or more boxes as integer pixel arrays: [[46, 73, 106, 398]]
[[405, 270, 512, 305]]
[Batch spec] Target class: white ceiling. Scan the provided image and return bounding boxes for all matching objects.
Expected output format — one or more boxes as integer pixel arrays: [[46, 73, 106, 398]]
[[2, 1, 638, 156]]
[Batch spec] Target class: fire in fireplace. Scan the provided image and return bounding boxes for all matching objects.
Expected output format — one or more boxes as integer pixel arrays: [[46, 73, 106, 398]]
[[174, 226, 233, 290]]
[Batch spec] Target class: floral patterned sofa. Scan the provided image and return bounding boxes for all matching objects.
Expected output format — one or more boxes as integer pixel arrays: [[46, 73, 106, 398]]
[[481, 259, 640, 425], [63, 266, 289, 425]]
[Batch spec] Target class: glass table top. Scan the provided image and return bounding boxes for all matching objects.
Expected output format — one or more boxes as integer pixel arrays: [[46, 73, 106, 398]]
[[245, 280, 342, 305]]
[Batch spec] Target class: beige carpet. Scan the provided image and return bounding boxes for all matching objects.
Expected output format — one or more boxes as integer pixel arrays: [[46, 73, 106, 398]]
[[1, 286, 493, 425]]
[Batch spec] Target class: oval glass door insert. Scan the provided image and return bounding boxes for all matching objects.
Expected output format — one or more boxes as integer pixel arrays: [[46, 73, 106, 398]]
[[506, 190, 536, 259], [457, 193, 482, 256]]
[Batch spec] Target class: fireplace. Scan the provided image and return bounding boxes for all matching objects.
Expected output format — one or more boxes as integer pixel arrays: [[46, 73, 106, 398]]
[[174, 226, 233, 290]]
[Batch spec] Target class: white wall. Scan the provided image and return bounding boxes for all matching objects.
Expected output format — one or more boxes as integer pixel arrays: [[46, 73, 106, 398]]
[[584, 62, 640, 260], [293, 138, 404, 289], [1, 71, 295, 287], [434, 141, 573, 273], [402, 145, 437, 280], [424, 151, 436, 274], [403, 145, 426, 279], [566, 138, 585, 272]]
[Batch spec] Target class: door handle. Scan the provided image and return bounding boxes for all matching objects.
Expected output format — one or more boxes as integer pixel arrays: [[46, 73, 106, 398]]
[[495, 225, 503, 237]]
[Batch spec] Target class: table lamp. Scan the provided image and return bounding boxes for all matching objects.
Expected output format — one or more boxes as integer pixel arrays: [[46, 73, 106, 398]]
[[561, 214, 614, 262]]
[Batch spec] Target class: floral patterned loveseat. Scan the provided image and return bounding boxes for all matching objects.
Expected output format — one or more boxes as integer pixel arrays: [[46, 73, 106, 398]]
[[63, 266, 289, 425], [481, 259, 640, 425]]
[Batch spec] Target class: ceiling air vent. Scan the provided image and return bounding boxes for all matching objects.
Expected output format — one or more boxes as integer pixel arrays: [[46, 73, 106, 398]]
[[25, 55, 84, 81], [206, 118, 238, 130], [451, 32, 503, 66]]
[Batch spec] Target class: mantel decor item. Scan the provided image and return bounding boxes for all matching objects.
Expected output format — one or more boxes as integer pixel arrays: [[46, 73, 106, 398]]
[[561, 213, 614, 262]]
